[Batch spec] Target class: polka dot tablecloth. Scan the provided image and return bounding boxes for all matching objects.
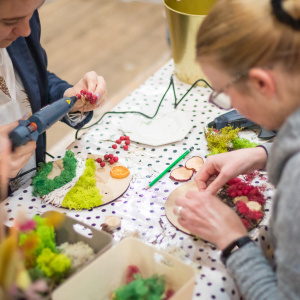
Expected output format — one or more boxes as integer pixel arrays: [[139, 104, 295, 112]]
[[2, 60, 275, 300]]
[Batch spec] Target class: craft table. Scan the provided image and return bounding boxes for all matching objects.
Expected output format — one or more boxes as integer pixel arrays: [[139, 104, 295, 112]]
[[1, 60, 274, 300]]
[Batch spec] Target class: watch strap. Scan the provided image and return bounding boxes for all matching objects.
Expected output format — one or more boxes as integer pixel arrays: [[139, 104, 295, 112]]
[[221, 236, 253, 265]]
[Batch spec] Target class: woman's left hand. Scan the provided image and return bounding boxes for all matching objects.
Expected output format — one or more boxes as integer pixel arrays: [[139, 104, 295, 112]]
[[174, 190, 247, 250], [64, 71, 107, 113]]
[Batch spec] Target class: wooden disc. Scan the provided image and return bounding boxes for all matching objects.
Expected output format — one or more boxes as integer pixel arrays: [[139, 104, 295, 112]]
[[46, 154, 131, 208], [165, 181, 198, 235], [88, 154, 131, 205]]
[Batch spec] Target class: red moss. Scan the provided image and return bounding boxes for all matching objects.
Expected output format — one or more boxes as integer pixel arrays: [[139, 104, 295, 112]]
[[246, 210, 263, 220], [241, 218, 250, 229], [236, 201, 250, 215]]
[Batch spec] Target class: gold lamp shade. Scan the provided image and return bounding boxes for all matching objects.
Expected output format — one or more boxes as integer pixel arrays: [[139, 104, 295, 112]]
[[164, 0, 217, 86]]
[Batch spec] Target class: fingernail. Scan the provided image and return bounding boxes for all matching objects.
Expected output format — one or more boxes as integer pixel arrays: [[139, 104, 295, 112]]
[[96, 93, 100, 99], [90, 91, 94, 95]]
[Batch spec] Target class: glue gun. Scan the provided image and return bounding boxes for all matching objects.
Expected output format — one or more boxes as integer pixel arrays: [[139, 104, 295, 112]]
[[207, 110, 277, 140], [9, 96, 78, 149]]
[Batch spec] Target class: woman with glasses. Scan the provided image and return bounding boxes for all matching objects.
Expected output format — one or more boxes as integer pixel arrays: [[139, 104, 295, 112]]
[[174, 0, 300, 299]]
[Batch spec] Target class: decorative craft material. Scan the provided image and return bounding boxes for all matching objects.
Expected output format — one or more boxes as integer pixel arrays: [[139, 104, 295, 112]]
[[169, 156, 204, 182], [165, 176, 267, 235], [104, 216, 122, 230], [34, 151, 131, 210], [169, 167, 194, 182], [119, 110, 194, 146], [32, 150, 77, 197], [112, 265, 174, 300], [205, 125, 258, 156]]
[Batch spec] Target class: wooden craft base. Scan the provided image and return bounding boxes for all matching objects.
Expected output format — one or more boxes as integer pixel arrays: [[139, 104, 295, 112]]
[[165, 181, 198, 235], [47, 154, 131, 208]]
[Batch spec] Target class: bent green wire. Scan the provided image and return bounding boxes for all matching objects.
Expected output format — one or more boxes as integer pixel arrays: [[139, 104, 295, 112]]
[[75, 76, 212, 140]]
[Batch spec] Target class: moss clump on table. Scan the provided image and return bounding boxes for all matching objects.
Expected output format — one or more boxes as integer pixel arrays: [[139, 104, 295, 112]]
[[62, 158, 103, 210], [205, 126, 258, 156], [32, 150, 77, 197]]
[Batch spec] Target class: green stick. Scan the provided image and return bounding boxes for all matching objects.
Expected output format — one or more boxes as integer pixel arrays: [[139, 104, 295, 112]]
[[145, 147, 194, 190]]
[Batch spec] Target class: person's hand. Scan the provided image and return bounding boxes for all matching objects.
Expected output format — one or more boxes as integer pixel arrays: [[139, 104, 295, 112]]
[[174, 190, 248, 250], [194, 147, 267, 195], [64, 71, 107, 113], [0, 121, 36, 179]]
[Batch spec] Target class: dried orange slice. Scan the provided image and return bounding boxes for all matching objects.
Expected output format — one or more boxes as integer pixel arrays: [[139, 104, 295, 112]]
[[110, 166, 130, 179]]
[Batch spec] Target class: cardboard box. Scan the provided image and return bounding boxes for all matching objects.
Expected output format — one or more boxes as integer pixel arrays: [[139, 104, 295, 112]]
[[52, 237, 196, 300], [40, 211, 113, 298], [41, 211, 112, 257]]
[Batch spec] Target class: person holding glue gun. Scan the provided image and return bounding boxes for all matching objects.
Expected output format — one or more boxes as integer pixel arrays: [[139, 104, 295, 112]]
[[0, 0, 107, 193]]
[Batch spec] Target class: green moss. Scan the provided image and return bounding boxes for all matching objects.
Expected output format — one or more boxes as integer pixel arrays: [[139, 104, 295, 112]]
[[36, 248, 70, 281], [62, 158, 103, 210], [232, 137, 258, 149], [19, 215, 57, 268], [32, 150, 77, 197], [113, 274, 166, 300], [205, 126, 257, 155]]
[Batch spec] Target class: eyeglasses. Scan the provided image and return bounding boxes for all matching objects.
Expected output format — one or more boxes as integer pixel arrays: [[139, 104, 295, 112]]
[[208, 72, 247, 110]]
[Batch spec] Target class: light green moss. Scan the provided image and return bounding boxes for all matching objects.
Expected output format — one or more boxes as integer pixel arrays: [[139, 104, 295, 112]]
[[62, 158, 103, 210], [205, 126, 257, 156]]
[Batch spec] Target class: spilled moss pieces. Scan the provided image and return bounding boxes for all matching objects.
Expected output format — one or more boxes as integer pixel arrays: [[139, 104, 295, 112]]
[[62, 158, 103, 210]]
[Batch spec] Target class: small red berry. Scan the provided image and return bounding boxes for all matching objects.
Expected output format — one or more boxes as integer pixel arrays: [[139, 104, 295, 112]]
[[120, 136, 125, 141], [86, 92, 93, 98], [109, 154, 114, 159], [113, 156, 118, 162], [125, 136, 130, 140], [90, 99, 96, 105], [123, 145, 128, 151], [80, 89, 87, 95], [125, 140, 130, 145], [96, 158, 102, 163], [230, 192, 236, 198], [109, 159, 114, 164], [237, 190, 243, 196], [100, 162, 105, 167], [93, 94, 98, 101], [104, 154, 109, 160], [116, 139, 121, 144], [243, 190, 249, 195], [112, 144, 117, 149], [76, 94, 81, 99]]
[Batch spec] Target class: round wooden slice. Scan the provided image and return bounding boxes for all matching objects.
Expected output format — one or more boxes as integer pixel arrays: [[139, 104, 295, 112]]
[[165, 181, 198, 235], [45, 154, 131, 208], [88, 154, 131, 205]]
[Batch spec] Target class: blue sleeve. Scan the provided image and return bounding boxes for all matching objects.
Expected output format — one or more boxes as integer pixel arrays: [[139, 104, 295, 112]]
[[36, 10, 93, 128]]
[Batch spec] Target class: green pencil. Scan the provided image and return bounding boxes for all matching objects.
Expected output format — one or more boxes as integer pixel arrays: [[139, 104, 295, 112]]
[[145, 146, 194, 190]]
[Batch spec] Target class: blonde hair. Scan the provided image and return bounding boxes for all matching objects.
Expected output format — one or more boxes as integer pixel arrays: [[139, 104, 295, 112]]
[[196, 0, 300, 76]]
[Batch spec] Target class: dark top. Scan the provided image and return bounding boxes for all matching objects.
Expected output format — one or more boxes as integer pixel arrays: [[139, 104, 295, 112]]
[[6, 10, 93, 166]]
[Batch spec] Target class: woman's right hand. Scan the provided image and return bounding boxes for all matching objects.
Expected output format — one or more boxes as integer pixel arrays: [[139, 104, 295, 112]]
[[0, 121, 36, 179], [195, 147, 268, 195]]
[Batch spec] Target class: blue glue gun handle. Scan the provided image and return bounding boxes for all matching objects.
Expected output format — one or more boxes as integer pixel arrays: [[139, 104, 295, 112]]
[[9, 96, 77, 149]]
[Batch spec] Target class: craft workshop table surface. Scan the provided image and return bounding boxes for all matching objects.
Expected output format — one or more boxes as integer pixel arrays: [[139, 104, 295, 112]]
[[2, 60, 274, 300]]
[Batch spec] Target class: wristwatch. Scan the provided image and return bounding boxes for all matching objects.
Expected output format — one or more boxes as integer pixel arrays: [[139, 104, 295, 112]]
[[220, 236, 253, 266]]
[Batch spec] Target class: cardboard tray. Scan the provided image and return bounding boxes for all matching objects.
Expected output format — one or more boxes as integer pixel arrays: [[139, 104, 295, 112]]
[[52, 237, 196, 300], [41, 211, 113, 256]]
